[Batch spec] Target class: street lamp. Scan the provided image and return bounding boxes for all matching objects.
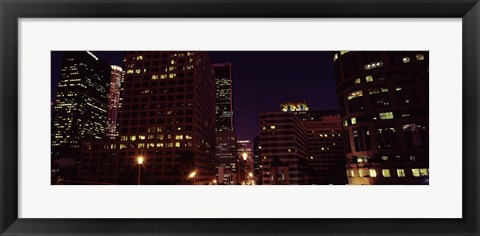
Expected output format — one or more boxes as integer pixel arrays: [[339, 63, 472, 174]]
[[137, 155, 144, 185], [187, 170, 197, 185]]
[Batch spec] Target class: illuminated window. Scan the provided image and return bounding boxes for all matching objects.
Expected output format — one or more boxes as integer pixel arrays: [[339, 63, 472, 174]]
[[175, 135, 183, 140], [347, 90, 363, 100], [119, 144, 127, 149], [147, 135, 155, 140], [175, 142, 181, 148], [369, 88, 390, 107], [381, 156, 389, 161], [420, 169, 429, 176], [138, 135, 146, 140], [137, 143, 145, 148], [402, 57, 410, 63], [348, 169, 355, 177], [364, 61, 383, 71], [355, 78, 361, 84], [262, 126, 267, 130], [369, 169, 377, 177], [147, 143, 155, 148], [347, 90, 364, 112], [412, 169, 420, 177], [382, 169, 391, 177], [357, 156, 368, 163], [130, 135, 136, 141], [169, 73, 176, 79], [160, 74, 167, 79], [379, 112, 394, 120], [135, 69, 141, 74], [156, 143, 164, 148], [151, 75, 159, 80], [397, 169, 406, 177], [167, 142, 173, 148], [416, 54, 425, 61], [270, 125, 276, 129], [358, 169, 364, 177], [157, 135, 164, 140], [343, 120, 348, 127], [185, 135, 192, 139], [126, 70, 134, 74], [333, 53, 339, 62], [351, 117, 356, 125], [136, 55, 143, 60], [120, 136, 128, 141], [340, 50, 349, 55], [170, 59, 176, 64], [366, 75, 373, 82]]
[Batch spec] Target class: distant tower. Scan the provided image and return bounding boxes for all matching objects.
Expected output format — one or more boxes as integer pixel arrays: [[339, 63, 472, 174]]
[[334, 51, 429, 185], [51, 51, 110, 160], [106, 65, 123, 139], [213, 63, 238, 184]]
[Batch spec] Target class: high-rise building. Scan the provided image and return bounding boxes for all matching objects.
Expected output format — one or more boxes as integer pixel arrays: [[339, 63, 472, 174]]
[[253, 136, 262, 185], [51, 51, 110, 160], [334, 51, 429, 185], [105, 65, 123, 139], [213, 63, 238, 184], [213, 63, 234, 132], [79, 51, 217, 185], [259, 102, 346, 185]]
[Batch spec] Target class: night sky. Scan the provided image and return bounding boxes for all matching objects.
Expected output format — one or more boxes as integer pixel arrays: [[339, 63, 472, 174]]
[[51, 51, 338, 140]]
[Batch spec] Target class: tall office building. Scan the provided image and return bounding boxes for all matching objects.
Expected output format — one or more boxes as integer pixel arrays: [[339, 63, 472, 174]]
[[334, 51, 429, 185], [51, 51, 110, 160], [253, 136, 262, 185], [213, 63, 234, 132], [259, 102, 346, 185], [213, 63, 238, 184], [79, 51, 217, 185], [105, 65, 123, 139]]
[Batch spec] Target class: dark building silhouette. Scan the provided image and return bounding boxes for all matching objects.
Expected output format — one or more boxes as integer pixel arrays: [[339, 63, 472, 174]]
[[259, 102, 347, 185], [253, 136, 262, 185], [79, 51, 217, 185], [334, 51, 429, 185], [213, 63, 238, 184], [51, 51, 110, 161]]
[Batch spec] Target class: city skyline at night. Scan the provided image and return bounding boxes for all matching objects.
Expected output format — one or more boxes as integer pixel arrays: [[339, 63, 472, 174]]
[[52, 51, 337, 140], [51, 51, 429, 185]]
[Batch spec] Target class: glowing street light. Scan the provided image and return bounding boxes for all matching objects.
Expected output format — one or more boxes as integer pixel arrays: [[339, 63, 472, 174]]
[[187, 170, 197, 185], [136, 155, 144, 185]]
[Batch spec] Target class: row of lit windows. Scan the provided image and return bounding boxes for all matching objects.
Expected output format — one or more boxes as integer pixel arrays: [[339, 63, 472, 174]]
[[348, 168, 428, 178], [119, 142, 193, 149], [120, 134, 193, 141]]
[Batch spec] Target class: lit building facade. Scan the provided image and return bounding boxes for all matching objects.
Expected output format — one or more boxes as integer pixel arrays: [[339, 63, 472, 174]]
[[79, 51, 217, 185], [52, 51, 110, 160], [259, 102, 346, 185], [105, 65, 123, 139], [334, 51, 429, 185], [213, 63, 238, 184]]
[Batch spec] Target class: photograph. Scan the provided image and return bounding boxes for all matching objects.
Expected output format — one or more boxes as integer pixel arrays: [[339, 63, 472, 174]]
[[50, 51, 429, 185]]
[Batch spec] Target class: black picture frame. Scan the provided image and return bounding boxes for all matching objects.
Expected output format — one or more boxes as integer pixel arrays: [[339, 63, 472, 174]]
[[1, 0, 479, 235]]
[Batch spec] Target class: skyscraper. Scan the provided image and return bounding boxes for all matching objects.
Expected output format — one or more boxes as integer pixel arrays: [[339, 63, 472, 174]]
[[253, 136, 262, 185], [51, 51, 110, 160], [79, 51, 217, 185], [334, 51, 429, 185], [213, 63, 238, 184], [213, 63, 234, 132], [105, 65, 123, 139]]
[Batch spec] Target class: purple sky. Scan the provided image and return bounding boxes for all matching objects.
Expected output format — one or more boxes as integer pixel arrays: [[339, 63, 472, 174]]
[[51, 51, 338, 140]]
